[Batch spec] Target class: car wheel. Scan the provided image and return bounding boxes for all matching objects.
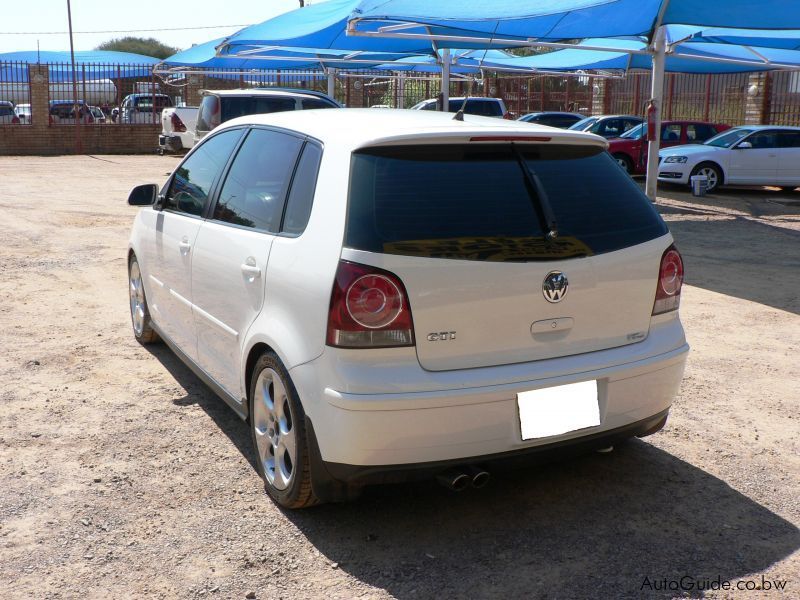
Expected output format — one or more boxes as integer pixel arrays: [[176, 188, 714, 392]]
[[128, 254, 159, 344], [691, 162, 722, 193], [780, 186, 797, 192], [613, 153, 634, 174], [249, 352, 318, 509]]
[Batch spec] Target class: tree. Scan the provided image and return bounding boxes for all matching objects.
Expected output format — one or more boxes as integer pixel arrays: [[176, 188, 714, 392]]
[[95, 37, 181, 59]]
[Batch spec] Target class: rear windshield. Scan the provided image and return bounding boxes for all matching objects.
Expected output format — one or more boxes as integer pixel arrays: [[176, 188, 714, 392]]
[[134, 96, 172, 111], [221, 97, 297, 122], [346, 144, 667, 262]]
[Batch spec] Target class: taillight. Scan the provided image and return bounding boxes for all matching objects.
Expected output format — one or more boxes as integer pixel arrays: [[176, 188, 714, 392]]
[[87, 113, 94, 123], [652, 245, 683, 315], [171, 111, 186, 132], [327, 260, 414, 348], [11, 115, 19, 124]]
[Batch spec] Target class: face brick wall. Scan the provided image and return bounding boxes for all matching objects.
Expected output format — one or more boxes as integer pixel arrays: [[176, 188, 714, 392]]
[[0, 64, 161, 156]]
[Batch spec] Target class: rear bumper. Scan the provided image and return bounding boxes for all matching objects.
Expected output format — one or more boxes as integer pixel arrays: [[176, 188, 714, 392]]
[[290, 316, 688, 468], [158, 134, 184, 153], [311, 407, 670, 487]]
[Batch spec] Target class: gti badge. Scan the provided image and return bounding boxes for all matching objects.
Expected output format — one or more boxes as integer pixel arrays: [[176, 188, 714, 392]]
[[542, 271, 569, 303]]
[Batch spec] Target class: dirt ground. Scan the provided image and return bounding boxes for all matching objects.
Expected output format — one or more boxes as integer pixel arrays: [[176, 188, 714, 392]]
[[0, 155, 798, 600]]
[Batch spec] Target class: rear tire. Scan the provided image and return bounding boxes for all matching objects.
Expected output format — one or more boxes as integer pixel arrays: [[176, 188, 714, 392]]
[[128, 254, 159, 344], [690, 162, 722, 193], [613, 153, 633, 174], [249, 352, 318, 509]]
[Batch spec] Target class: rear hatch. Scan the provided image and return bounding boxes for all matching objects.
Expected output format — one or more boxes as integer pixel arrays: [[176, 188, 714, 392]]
[[344, 139, 670, 371]]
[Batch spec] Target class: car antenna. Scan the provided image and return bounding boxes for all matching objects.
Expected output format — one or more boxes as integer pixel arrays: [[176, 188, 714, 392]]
[[454, 40, 492, 121]]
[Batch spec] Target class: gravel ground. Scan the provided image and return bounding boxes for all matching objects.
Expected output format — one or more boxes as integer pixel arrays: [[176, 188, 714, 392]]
[[0, 155, 798, 600]]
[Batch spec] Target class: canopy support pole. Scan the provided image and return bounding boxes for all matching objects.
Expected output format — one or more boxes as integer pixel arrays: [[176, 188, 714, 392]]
[[645, 27, 666, 202], [441, 48, 450, 111], [327, 68, 336, 99]]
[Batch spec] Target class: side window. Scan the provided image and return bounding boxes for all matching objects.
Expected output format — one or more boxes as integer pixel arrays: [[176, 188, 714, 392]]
[[687, 124, 716, 141], [282, 142, 323, 236], [164, 128, 242, 216], [195, 95, 220, 133], [597, 119, 622, 137], [746, 132, 779, 149], [662, 124, 682, 141], [622, 119, 640, 133], [213, 128, 303, 232], [301, 98, 335, 110], [776, 131, 800, 148]]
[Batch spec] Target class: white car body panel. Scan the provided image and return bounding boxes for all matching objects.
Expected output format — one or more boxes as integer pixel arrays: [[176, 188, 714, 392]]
[[160, 107, 198, 152], [129, 109, 688, 472], [659, 126, 800, 188]]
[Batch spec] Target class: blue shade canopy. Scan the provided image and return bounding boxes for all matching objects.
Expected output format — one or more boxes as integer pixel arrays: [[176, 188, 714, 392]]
[[471, 38, 800, 74], [0, 51, 159, 82], [349, 0, 800, 46], [677, 28, 800, 51], [162, 37, 416, 71], [220, 0, 435, 57]]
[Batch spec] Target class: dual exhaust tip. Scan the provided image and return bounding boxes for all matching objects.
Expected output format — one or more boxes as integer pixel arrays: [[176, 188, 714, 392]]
[[437, 466, 490, 492]]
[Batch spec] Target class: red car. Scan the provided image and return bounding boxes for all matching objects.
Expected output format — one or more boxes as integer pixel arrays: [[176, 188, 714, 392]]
[[608, 121, 731, 175]]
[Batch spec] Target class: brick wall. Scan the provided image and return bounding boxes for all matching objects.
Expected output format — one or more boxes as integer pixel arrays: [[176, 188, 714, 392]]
[[0, 64, 160, 156]]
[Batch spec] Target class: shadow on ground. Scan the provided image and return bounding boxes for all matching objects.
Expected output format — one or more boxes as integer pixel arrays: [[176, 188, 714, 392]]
[[655, 186, 800, 315], [149, 344, 799, 599]]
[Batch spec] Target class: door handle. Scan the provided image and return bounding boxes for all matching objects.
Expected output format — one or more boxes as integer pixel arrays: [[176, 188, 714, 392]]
[[241, 257, 261, 279], [179, 237, 191, 253]]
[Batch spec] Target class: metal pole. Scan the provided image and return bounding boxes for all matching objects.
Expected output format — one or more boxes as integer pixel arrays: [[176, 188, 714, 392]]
[[397, 71, 406, 109], [645, 26, 666, 202], [327, 69, 335, 99], [66, 0, 82, 153], [441, 48, 450, 111]]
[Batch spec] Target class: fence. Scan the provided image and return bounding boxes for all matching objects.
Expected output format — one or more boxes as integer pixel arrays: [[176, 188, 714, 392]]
[[2, 60, 800, 155]]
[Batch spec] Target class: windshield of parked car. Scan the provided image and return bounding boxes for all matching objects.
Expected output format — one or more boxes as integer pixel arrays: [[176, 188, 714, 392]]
[[620, 123, 646, 140], [347, 143, 667, 262], [568, 116, 598, 131], [704, 127, 754, 148]]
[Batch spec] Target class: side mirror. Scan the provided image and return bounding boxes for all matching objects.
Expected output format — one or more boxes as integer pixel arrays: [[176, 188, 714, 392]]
[[127, 183, 158, 206], [737, 141, 753, 149]]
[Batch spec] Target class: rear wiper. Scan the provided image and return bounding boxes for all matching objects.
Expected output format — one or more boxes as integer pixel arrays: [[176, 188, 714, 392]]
[[510, 143, 559, 241]]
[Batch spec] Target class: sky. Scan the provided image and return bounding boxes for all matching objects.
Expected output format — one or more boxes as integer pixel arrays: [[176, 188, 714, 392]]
[[0, 0, 311, 54]]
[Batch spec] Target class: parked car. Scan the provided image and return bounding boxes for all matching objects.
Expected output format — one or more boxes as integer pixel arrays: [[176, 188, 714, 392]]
[[0, 101, 20, 124], [410, 97, 510, 118], [609, 121, 730, 174], [194, 88, 340, 142], [126, 109, 688, 508], [517, 111, 585, 128], [14, 103, 31, 123], [89, 106, 107, 124], [569, 114, 644, 138], [48, 100, 94, 124], [658, 125, 800, 192], [159, 106, 199, 154], [120, 93, 174, 124]]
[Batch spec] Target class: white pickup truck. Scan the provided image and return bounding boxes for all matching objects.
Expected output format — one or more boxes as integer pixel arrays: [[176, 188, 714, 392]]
[[158, 106, 199, 154]]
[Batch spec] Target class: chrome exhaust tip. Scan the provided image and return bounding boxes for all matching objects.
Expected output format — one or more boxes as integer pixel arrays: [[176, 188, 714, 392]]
[[468, 467, 490, 489], [436, 469, 471, 492]]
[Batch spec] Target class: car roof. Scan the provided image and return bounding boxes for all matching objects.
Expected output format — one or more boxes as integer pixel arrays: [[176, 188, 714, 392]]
[[217, 108, 607, 151], [728, 124, 800, 131], [522, 112, 584, 117], [201, 88, 336, 100], [420, 97, 501, 103], [0, 100, 13, 106]]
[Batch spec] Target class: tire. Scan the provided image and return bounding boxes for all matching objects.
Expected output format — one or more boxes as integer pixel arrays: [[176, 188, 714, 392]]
[[690, 162, 723, 193], [249, 352, 318, 509], [128, 254, 159, 344], [613, 153, 634, 174], [780, 186, 797, 192]]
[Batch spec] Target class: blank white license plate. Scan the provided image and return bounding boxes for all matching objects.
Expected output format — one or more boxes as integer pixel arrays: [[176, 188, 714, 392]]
[[517, 380, 600, 440]]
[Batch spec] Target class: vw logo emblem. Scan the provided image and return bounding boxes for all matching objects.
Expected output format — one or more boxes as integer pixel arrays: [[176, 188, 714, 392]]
[[543, 271, 569, 303]]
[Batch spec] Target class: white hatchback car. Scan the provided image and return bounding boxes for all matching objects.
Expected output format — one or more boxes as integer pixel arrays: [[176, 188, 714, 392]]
[[127, 109, 689, 508], [658, 125, 800, 192]]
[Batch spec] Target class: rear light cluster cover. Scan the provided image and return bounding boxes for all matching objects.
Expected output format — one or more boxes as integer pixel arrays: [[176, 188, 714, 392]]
[[652, 244, 684, 315], [171, 112, 186, 132], [327, 261, 414, 348]]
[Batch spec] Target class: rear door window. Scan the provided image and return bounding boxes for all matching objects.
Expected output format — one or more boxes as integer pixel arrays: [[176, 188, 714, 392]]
[[221, 97, 297, 122], [281, 142, 323, 236], [212, 128, 303, 232], [347, 143, 667, 261], [662, 124, 682, 141], [164, 128, 243, 216], [301, 98, 336, 109], [686, 123, 717, 141]]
